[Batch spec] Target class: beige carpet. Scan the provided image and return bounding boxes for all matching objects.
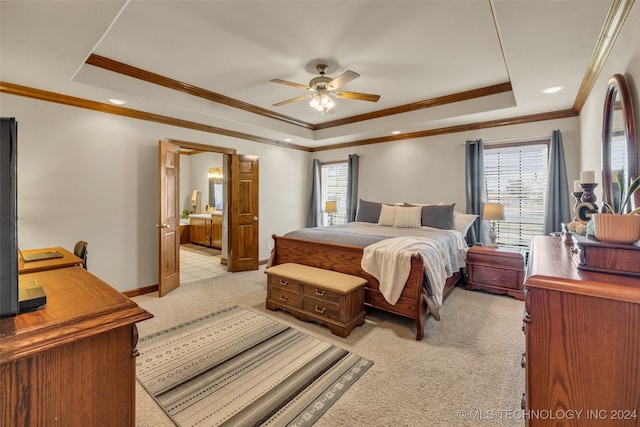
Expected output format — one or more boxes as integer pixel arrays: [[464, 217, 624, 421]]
[[133, 267, 526, 427]]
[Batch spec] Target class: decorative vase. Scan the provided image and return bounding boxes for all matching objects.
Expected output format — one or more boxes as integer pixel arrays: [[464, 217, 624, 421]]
[[593, 213, 640, 244]]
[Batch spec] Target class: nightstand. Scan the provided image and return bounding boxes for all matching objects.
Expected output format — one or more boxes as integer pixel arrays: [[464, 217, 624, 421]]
[[466, 245, 525, 300]]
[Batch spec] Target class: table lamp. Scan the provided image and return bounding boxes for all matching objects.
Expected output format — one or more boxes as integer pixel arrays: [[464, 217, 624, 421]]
[[325, 201, 337, 225], [483, 203, 504, 247]]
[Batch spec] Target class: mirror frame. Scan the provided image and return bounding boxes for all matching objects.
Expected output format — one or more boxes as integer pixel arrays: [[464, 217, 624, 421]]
[[602, 73, 638, 212]]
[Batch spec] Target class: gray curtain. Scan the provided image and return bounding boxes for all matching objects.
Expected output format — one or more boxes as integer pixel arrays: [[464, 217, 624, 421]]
[[543, 130, 571, 234], [306, 159, 322, 227], [346, 154, 359, 222], [465, 139, 486, 244]]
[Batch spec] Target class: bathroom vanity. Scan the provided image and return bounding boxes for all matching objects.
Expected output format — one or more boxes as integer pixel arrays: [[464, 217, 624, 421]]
[[188, 213, 222, 249]]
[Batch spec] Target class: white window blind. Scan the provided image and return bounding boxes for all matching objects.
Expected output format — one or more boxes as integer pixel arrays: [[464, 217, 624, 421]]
[[321, 162, 348, 225], [484, 142, 549, 247]]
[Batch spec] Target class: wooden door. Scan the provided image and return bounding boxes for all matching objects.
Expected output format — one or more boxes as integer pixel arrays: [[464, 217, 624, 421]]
[[230, 154, 259, 272], [158, 140, 180, 296]]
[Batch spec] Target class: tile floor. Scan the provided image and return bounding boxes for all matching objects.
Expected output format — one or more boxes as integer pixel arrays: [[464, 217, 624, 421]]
[[179, 243, 227, 284]]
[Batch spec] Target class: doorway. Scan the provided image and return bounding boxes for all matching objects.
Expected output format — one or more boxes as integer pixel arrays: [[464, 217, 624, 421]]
[[178, 149, 228, 284], [159, 139, 233, 296], [158, 139, 260, 297]]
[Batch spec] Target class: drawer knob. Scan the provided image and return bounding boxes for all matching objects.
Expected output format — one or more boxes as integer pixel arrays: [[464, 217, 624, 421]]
[[279, 279, 289, 286], [314, 305, 326, 314], [315, 289, 326, 297], [279, 294, 288, 302]]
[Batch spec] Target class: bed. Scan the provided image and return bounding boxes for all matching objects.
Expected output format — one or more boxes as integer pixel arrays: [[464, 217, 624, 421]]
[[268, 202, 476, 340]]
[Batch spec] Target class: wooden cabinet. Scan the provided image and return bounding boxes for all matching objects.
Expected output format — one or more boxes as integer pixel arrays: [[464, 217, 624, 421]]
[[466, 245, 525, 300], [189, 216, 222, 249], [1, 267, 153, 426], [523, 236, 640, 426], [211, 214, 222, 249], [179, 224, 190, 244], [189, 217, 210, 246]]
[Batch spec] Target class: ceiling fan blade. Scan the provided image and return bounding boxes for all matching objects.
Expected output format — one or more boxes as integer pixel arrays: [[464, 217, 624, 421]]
[[272, 94, 313, 107], [327, 70, 359, 90], [334, 91, 380, 102], [270, 79, 311, 91]]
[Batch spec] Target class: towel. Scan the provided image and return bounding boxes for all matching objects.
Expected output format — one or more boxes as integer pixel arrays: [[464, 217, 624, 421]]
[[191, 190, 199, 205]]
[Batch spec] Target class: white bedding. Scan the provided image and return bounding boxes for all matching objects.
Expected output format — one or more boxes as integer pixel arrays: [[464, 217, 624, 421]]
[[349, 222, 467, 307]]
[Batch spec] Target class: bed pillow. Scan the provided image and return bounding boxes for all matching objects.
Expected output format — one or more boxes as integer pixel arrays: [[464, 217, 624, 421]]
[[355, 199, 382, 223], [377, 204, 396, 226], [453, 211, 479, 236], [420, 204, 455, 229], [393, 206, 422, 228]]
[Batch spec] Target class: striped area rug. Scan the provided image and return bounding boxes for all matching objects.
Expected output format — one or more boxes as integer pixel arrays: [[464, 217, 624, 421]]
[[136, 306, 373, 426]]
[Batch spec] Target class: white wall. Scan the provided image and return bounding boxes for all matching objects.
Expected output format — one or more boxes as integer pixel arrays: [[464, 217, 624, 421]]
[[1, 96, 308, 292], [311, 118, 581, 213], [579, 3, 640, 201]]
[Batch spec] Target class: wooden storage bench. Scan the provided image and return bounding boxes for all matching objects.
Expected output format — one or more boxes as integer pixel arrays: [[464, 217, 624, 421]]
[[265, 263, 367, 337]]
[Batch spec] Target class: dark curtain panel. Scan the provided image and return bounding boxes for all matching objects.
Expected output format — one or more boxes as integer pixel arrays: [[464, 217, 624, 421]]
[[543, 130, 571, 234], [306, 159, 322, 227], [465, 139, 486, 244], [346, 154, 359, 222]]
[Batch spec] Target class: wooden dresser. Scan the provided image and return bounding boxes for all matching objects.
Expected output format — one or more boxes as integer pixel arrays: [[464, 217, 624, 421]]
[[1, 267, 153, 426], [523, 236, 640, 426]]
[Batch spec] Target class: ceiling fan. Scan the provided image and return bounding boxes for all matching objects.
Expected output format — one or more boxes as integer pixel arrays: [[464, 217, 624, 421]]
[[271, 64, 380, 113]]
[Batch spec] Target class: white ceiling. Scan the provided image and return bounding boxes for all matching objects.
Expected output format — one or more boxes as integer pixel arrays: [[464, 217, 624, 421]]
[[0, 1, 615, 148]]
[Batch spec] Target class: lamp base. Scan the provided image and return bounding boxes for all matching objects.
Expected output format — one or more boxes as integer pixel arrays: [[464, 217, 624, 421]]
[[489, 223, 498, 247]]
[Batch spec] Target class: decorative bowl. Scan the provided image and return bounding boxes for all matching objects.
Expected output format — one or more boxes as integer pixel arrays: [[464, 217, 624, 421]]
[[593, 213, 640, 244]]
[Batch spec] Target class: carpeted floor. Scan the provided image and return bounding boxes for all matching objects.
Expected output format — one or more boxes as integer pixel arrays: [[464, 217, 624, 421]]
[[133, 267, 526, 427]]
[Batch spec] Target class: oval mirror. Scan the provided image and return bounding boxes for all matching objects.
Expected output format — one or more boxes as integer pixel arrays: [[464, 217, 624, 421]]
[[602, 74, 638, 212]]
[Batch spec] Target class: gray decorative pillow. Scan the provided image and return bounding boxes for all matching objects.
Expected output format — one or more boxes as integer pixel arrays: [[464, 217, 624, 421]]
[[420, 204, 455, 229], [355, 199, 382, 223]]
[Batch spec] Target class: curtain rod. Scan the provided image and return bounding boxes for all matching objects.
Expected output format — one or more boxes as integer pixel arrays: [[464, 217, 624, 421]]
[[463, 134, 552, 146]]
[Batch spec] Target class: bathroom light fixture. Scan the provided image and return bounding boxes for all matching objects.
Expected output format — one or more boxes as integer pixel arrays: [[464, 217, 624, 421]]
[[108, 98, 127, 105]]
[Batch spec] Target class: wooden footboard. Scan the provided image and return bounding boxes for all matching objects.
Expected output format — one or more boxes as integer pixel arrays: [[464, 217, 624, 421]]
[[269, 234, 461, 340]]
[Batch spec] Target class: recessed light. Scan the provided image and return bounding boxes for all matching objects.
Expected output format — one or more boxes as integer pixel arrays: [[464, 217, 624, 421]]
[[541, 86, 564, 94], [284, 138, 292, 142], [392, 130, 401, 135], [108, 98, 127, 105]]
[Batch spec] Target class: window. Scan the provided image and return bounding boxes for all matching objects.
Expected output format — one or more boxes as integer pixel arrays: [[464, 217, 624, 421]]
[[484, 141, 549, 248], [321, 161, 348, 225]]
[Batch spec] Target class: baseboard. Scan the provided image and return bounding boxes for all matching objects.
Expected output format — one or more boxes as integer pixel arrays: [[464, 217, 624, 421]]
[[123, 284, 158, 298]]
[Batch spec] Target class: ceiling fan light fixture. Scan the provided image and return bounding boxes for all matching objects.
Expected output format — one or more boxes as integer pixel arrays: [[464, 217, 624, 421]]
[[309, 90, 335, 113]]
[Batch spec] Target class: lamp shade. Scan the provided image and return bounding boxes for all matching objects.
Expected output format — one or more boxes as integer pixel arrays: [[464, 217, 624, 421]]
[[325, 201, 337, 213], [483, 203, 505, 221]]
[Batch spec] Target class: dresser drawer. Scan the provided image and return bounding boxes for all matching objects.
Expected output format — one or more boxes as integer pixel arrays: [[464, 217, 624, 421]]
[[303, 298, 341, 322], [471, 265, 522, 290], [302, 285, 343, 304], [468, 252, 524, 270]]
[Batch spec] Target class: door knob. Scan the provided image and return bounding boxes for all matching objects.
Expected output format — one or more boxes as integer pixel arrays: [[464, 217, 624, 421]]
[[253, 216, 259, 221], [156, 223, 170, 229]]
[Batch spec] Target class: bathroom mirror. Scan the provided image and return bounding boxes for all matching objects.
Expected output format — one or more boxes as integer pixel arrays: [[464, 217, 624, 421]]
[[208, 167, 223, 210], [602, 74, 638, 212]]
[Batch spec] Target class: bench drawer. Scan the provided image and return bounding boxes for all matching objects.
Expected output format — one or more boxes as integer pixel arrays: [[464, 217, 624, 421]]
[[303, 298, 341, 322], [302, 285, 342, 304]]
